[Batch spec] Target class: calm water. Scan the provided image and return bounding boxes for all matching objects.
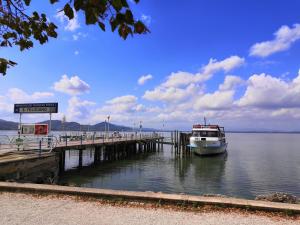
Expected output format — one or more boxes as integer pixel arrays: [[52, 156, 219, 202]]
[[58, 133, 300, 199]]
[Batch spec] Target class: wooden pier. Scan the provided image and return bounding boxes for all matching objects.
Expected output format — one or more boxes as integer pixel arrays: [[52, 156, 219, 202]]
[[0, 134, 165, 182], [0, 131, 192, 183], [163, 131, 192, 156], [53, 136, 164, 172]]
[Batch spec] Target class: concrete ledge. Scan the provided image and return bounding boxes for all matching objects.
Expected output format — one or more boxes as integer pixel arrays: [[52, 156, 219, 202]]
[[0, 152, 55, 165], [0, 182, 299, 214]]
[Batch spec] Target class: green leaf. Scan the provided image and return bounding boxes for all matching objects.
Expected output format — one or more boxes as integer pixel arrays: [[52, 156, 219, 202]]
[[32, 12, 39, 20], [112, 0, 123, 11], [118, 25, 127, 40], [41, 13, 47, 22], [109, 18, 118, 32], [125, 10, 134, 24], [116, 13, 125, 22], [85, 8, 98, 24], [134, 20, 147, 34], [74, 0, 84, 11], [50, 0, 59, 4], [24, 0, 31, 6], [0, 61, 8, 75], [121, 0, 129, 7], [47, 23, 58, 38], [64, 4, 74, 20], [98, 22, 106, 31], [118, 24, 132, 40], [0, 58, 17, 76]]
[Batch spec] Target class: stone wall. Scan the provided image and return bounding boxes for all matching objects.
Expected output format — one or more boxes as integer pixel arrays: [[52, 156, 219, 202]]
[[0, 153, 59, 184]]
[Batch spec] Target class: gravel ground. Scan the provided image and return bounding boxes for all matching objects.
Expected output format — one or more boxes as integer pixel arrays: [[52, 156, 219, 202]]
[[0, 192, 299, 225]]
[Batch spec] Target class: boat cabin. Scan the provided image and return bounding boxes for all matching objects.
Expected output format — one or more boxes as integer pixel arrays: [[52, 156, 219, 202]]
[[192, 125, 225, 138]]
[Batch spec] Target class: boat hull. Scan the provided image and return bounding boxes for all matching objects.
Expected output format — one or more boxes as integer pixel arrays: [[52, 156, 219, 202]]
[[192, 141, 227, 156]]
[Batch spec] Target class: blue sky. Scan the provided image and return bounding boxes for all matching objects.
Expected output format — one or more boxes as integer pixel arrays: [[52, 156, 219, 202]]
[[1, 0, 300, 131]]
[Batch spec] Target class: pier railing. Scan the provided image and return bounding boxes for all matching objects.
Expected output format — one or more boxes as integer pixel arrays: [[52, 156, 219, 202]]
[[0, 132, 164, 153], [56, 132, 163, 147], [0, 135, 58, 153]]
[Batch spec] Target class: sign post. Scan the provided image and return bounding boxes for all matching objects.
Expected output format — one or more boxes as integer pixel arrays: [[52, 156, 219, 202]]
[[49, 113, 52, 135], [14, 102, 58, 137]]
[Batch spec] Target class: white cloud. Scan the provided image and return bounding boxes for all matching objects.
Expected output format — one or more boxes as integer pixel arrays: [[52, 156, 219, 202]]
[[141, 14, 152, 25], [53, 75, 90, 95], [89, 95, 146, 124], [72, 34, 79, 41], [106, 95, 137, 105], [7, 88, 54, 102], [143, 56, 244, 102], [194, 75, 243, 110], [67, 96, 95, 121], [0, 88, 55, 121], [219, 75, 244, 91], [64, 68, 300, 130], [144, 83, 200, 102], [72, 32, 87, 41], [162, 56, 244, 88], [74, 50, 79, 55], [250, 24, 300, 57], [138, 74, 153, 85], [102, 95, 144, 113], [55, 10, 80, 32], [162, 71, 197, 88], [0, 96, 12, 112], [201, 56, 245, 77], [237, 72, 300, 108], [195, 90, 235, 110]]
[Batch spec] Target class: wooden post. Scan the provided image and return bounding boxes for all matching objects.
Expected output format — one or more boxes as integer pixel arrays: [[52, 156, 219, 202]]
[[59, 151, 65, 173], [175, 130, 177, 154], [179, 132, 182, 155], [79, 149, 83, 168]]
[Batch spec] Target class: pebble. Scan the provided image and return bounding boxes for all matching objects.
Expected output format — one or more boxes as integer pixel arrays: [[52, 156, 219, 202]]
[[255, 193, 299, 204], [0, 192, 299, 225]]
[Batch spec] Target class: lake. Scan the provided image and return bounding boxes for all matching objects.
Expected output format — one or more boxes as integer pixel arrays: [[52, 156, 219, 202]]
[[58, 133, 300, 199]]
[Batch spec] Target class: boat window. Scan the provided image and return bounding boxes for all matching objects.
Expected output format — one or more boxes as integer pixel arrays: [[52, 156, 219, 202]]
[[192, 131, 200, 137], [192, 131, 219, 137]]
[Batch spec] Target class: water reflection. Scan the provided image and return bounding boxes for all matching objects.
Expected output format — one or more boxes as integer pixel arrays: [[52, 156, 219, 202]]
[[65, 148, 95, 170], [59, 133, 300, 199], [193, 153, 227, 178], [191, 153, 227, 195]]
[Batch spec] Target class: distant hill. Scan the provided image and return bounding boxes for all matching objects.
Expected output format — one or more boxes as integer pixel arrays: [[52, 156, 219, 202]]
[[0, 119, 157, 132], [0, 119, 18, 130]]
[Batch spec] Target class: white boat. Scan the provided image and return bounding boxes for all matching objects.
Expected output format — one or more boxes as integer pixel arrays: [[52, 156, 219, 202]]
[[189, 124, 227, 156]]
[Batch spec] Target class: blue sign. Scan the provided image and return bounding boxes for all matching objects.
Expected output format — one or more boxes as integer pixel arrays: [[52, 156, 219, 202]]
[[14, 103, 58, 114]]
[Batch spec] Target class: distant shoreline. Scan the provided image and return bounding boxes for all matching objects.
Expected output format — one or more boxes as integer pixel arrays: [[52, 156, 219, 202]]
[[1, 129, 300, 134]]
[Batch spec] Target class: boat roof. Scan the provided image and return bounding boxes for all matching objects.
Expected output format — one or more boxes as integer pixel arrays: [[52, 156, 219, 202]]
[[192, 124, 224, 131]]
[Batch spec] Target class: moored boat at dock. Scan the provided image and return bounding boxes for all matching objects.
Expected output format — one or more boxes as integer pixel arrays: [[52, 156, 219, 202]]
[[189, 124, 227, 156]]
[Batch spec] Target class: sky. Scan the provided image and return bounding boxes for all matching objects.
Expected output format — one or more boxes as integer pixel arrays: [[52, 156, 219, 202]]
[[1, 0, 300, 131]]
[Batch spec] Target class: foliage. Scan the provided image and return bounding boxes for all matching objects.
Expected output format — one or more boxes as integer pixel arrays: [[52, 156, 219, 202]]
[[0, 0, 149, 75]]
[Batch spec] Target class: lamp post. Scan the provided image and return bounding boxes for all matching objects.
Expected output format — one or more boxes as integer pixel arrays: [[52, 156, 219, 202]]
[[104, 119, 107, 138], [107, 115, 110, 138], [133, 122, 136, 138], [62, 115, 66, 134], [139, 121, 142, 138], [162, 120, 165, 138]]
